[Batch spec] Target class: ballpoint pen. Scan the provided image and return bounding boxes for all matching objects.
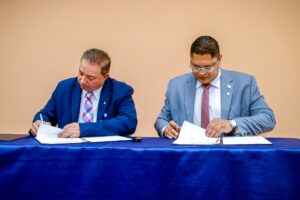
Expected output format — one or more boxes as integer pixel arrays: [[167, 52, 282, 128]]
[[40, 114, 44, 124], [219, 133, 224, 145]]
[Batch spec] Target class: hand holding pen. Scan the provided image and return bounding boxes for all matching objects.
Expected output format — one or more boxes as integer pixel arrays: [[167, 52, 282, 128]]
[[163, 120, 181, 139], [30, 114, 50, 136]]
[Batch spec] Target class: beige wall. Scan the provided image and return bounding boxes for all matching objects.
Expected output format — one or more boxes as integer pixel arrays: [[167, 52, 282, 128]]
[[0, 0, 299, 138]]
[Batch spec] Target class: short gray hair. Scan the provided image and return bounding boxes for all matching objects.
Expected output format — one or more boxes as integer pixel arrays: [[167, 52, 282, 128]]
[[81, 48, 111, 74]]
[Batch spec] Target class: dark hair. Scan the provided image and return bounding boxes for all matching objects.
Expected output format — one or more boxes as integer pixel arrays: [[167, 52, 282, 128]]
[[81, 48, 111, 74], [190, 35, 220, 58]]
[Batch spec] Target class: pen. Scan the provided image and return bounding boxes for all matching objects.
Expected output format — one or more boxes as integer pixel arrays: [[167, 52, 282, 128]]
[[219, 133, 224, 145], [40, 114, 44, 124]]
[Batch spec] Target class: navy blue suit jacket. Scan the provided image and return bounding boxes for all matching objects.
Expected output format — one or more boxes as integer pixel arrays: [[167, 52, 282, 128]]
[[33, 77, 137, 137]]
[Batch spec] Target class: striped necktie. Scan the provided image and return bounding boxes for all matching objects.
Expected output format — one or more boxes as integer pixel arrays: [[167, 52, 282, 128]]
[[82, 92, 94, 123], [201, 84, 211, 129]]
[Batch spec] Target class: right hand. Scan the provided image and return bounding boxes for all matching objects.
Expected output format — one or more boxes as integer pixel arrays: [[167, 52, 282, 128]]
[[30, 120, 50, 136], [163, 120, 181, 139]]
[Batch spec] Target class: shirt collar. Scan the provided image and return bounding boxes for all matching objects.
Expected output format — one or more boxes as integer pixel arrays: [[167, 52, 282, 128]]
[[195, 68, 221, 89], [82, 87, 102, 100]]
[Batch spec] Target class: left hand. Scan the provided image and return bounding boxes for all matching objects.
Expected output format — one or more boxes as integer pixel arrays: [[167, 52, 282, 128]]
[[58, 123, 80, 138], [205, 118, 232, 138]]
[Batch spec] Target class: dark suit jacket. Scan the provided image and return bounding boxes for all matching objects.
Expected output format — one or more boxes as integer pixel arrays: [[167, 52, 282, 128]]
[[33, 77, 137, 137]]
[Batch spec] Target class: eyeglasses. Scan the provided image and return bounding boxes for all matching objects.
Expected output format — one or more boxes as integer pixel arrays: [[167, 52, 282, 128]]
[[190, 60, 218, 73]]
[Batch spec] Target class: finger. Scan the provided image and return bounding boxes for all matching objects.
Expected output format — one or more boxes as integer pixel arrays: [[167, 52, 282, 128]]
[[164, 127, 176, 139], [166, 133, 173, 139], [211, 119, 232, 137], [173, 125, 181, 133], [69, 133, 79, 138], [169, 120, 177, 128], [33, 123, 39, 132], [68, 133, 75, 138], [37, 120, 42, 125], [30, 128, 37, 136], [164, 129, 173, 139], [165, 128, 173, 138], [176, 126, 181, 133], [210, 124, 222, 138], [170, 121, 180, 132], [213, 120, 226, 137], [58, 130, 71, 138], [205, 122, 215, 137], [171, 129, 179, 138], [206, 124, 217, 137], [168, 125, 179, 138], [59, 125, 72, 138], [169, 122, 179, 132], [206, 118, 221, 137]]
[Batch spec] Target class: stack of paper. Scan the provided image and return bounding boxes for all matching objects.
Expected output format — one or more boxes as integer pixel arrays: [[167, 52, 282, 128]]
[[173, 121, 271, 145], [36, 124, 132, 144]]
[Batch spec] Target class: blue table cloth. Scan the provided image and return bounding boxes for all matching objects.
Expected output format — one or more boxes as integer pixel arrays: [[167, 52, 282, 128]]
[[0, 136, 299, 200]]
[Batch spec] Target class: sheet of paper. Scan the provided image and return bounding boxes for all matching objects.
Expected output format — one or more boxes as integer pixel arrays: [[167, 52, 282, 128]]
[[37, 123, 63, 138], [35, 124, 132, 144], [83, 135, 132, 142], [173, 121, 218, 145], [173, 121, 272, 145], [223, 136, 271, 145], [36, 137, 85, 144], [36, 124, 85, 144]]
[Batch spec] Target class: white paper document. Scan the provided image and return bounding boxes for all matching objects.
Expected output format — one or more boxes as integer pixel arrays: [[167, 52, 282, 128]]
[[37, 123, 63, 138], [222, 136, 271, 145], [36, 137, 86, 144], [173, 121, 271, 145], [84, 136, 132, 143], [36, 124, 132, 144], [173, 121, 219, 145]]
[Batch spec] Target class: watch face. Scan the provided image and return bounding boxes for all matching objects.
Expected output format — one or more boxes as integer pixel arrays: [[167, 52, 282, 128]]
[[230, 120, 237, 128]]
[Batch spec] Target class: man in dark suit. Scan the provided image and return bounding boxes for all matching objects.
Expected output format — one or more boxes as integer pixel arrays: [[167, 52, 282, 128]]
[[30, 48, 137, 138], [155, 35, 275, 139]]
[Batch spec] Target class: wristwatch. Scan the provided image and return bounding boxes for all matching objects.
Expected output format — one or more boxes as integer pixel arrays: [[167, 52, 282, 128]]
[[229, 120, 238, 135]]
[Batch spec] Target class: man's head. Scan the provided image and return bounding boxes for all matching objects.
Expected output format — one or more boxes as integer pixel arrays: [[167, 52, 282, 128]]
[[190, 35, 222, 85], [77, 48, 110, 91]]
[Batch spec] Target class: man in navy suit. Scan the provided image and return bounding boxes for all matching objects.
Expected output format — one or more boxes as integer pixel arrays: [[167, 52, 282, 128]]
[[30, 48, 137, 138], [155, 35, 275, 139]]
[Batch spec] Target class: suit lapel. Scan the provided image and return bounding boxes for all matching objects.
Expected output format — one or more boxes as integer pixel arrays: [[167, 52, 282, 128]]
[[71, 80, 82, 122], [97, 78, 112, 120], [184, 75, 197, 122], [220, 69, 234, 119]]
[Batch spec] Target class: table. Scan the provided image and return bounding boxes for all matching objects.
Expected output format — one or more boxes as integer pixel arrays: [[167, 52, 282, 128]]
[[0, 136, 299, 200]]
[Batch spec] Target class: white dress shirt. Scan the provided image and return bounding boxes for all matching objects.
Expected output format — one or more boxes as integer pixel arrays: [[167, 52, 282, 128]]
[[78, 87, 102, 123], [193, 70, 221, 127]]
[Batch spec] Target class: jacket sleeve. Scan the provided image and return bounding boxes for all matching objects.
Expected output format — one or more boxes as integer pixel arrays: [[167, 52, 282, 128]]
[[234, 76, 276, 136], [154, 81, 172, 137]]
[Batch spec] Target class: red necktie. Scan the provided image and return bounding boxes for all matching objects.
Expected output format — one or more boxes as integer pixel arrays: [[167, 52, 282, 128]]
[[201, 84, 211, 129]]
